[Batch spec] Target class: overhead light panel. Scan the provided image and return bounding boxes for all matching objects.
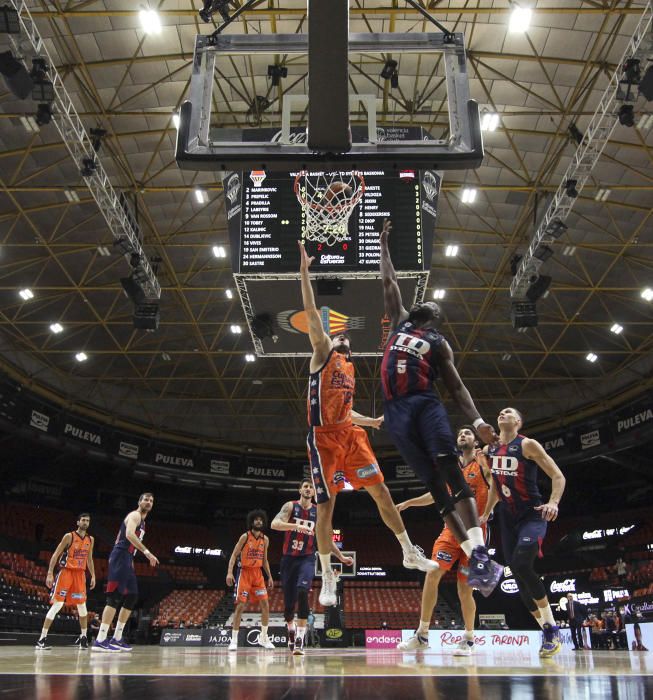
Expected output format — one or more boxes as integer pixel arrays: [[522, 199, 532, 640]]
[[212, 245, 226, 258], [245, 353, 256, 362], [64, 189, 80, 203], [586, 352, 598, 363], [562, 245, 576, 256], [18, 288, 34, 300], [139, 8, 162, 34], [49, 322, 63, 334], [610, 323, 623, 335], [637, 113, 653, 131], [194, 187, 208, 204], [432, 289, 446, 300], [641, 288, 653, 302], [444, 245, 459, 257], [501, 353, 511, 361], [230, 324, 242, 334], [509, 7, 532, 33], [75, 351, 88, 362], [97, 245, 111, 256], [481, 111, 499, 132], [225, 288, 233, 299], [18, 115, 39, 133], [594, 189, 610, 202], [461, 187, 477, 204]]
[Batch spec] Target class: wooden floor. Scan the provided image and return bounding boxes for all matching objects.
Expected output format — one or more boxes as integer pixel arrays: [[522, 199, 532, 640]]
[[0, 646, 651, 699]]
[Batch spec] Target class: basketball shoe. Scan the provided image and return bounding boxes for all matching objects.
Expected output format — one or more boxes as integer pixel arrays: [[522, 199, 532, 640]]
[[397, 633, 429, 651], [319, 570, 337, 607], [72, 635, 89, 650], [452, 638, 475, 656], [35, 637, 51, 651], [259, 633, 275, 649], [467, 547, 503, 597], [403, 545, 438, 573], [293, 637, 305, 656], [109, 638, 132, 652], [539, 623, 562, 658]]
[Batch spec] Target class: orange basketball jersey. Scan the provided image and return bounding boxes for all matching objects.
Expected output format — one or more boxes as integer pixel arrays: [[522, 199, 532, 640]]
[[307, 349, 355, 428], [59, 531, 92, 571], [463, 456, 490, 516], [240, 532, 265, 569]]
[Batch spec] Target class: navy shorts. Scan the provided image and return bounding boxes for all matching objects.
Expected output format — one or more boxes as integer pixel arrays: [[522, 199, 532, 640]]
[[383, 393, 457, 483], [498, 510, 547, 565], [106, 549, 138, 596], [280, 555, 315, 611]]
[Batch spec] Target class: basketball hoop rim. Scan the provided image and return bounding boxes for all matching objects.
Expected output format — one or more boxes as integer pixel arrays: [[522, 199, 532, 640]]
[[293, 171, 366, 213]]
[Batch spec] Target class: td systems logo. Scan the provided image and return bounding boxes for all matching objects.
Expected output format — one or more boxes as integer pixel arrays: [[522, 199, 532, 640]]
[[365, 631, 401, 649]]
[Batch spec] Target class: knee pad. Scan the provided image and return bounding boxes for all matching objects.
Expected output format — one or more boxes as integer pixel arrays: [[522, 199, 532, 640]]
[[77, 603, 88, 617], [122, 593, 138, 610], [511, 545, 546, 601], [425, 473, 455, 517], [46, 601, 64, 620], [106, 591, 123, 609], [284, 606, 295, 623], [438, 455, 472, 502], [512, 574, 539, 613], [297, 589, 310, 620]]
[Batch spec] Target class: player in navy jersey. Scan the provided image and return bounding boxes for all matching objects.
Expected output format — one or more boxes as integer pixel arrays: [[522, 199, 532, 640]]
[[92, 493, 159, 653], [271, 479, 352, 654], [379, 218, 502, 596], [480, 407, 566, 657]]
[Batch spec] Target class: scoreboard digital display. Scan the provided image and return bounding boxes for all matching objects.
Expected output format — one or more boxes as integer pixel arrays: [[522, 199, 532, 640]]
[[224, 170, 440, 273]]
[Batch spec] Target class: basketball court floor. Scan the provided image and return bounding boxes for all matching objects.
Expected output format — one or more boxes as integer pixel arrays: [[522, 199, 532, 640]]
[[1, 646, 651, 699]]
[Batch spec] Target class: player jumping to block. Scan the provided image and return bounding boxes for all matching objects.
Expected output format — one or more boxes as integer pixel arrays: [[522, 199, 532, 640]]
[[379, 218, 502, 596], [299, 240, 436, 608]]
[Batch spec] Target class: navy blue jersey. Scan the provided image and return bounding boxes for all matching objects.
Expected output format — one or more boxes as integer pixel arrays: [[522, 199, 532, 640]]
[[282, 501, 317, 557], [381, 320, 447, 401], [488, 435, 542, 520], [112, 513, 145, 557]]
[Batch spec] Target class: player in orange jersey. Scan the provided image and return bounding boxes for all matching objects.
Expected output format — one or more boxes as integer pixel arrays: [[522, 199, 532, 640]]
[[298, 242, 436, 609], [226, 509, 275, 650], [396, 426, 492, 656], [35, 512, 96, 650]]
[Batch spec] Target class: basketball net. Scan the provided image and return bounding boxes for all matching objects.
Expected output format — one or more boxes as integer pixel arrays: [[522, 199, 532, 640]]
[[294, 171, 365, 247]]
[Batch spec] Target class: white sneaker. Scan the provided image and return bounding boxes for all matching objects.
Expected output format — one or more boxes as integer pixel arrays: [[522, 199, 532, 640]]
[[228, 639, 238, 651], [319, 572, 337, 607], [259, 634, 275, 650], [397, 633, 429, 651], [403, 545, 438, 573], [452, 639, 475, 656]]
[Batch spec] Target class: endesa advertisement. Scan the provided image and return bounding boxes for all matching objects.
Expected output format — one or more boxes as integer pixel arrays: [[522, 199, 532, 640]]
[[365, 630, 403, 649]]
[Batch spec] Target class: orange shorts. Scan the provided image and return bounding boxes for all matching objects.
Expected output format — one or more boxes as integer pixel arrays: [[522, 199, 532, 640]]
[[235, 567, 268, 605], [50, 568, 87, 605], [431, 525, 487, 581], [307, 423, 384, 503]]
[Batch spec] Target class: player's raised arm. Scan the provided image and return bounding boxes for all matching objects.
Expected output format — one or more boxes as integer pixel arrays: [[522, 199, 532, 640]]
[[298, 241, 332, 365], [436, 340, 498, 446], [379, 218, 409, 328]]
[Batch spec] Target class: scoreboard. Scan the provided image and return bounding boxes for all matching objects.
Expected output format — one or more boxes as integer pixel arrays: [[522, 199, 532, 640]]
[[224, 169, 440, 273]]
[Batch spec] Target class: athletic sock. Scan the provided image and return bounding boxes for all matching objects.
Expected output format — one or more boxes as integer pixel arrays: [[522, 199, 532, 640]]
[[466, 527, 484, 549], [534, 614, 544, 629], [319, 553, 332, 576], [460, 539, 473, 557], [296, 625, 306, 641], [261, 624, 268, 638], [231, 628, 238, 642], [287, 621, 296, 634], [538, 604, 556, 627], [80, 625, 87, 637], [40, 626, 48, 640], [97, 623, 110, 642], [396, 530, 412, 553], [113, 621, 125, 641], [417, 620, 430, 637], [464, 630, 474, 642]]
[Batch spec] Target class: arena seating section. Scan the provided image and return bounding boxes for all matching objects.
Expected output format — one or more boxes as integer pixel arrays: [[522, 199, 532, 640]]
[[153, 589, 224, 628]]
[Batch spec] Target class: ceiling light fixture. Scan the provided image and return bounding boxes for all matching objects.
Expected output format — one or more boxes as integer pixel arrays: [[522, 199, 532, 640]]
[[509, 6, 532, 33], [637, 113, 653, 131], [194, 187, 208, 204], [245, 353, 256, 362], [64, 189, 80, 203], [49, 322, 63, 334], [594, 188, 611, 202], [610, 323, 623, 335], [432, 289, 446, 299], [480, 111, 499, 132], [461, 187, 477, 204], [18, 288, 34, 300], [172, 113, 180, 129], [586, 352, 598, 363], [230, 324, 242, 334], [139, 8, 162, 34], [75, 351, 88, 362], [225, 288, 233, 299], [18, 115, 39, 133], [445, 245, 459, 257], [562, 245, 576, 256], [641, 287, 653, 302], [212, 245, 226, 258]]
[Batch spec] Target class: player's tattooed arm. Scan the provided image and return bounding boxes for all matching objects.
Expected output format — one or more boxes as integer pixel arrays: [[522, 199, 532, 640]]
[[379, 218, 409, 327], [523, 438, 566, 522], [271, 501, 309, 534]]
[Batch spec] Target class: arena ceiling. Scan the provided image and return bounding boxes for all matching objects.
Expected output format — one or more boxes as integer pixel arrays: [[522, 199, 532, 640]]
[[0, 0, 652, 454]]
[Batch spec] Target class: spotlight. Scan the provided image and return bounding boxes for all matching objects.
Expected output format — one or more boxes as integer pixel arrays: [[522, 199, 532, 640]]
[[509, 254, 523, 276], [618, 104, 635, 127], [381, 59, 398, 80], [510, 300, 538, 329], [121, 275, 147, 305], [199, 0, 231, 23], [564, 179, 578, 198], [0, 50, 33, 99], [30, 58, 53, 102], [133, 302, 160, 331], [390, 71, 399, 89], [267, 64, 287, 87], [568, 122, 583, 145], [623, 58, 641, 84], [80, 157, 96, 177], [481, 111, 500, 132], [533, 245, 553, 263], [526, 274, 552, 302], [129, 252, 142, 268], [544, 217, 568, 238], [34, 103, 52, 126], [0, 5, 20, 34], [90, 127, 106, 152]]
